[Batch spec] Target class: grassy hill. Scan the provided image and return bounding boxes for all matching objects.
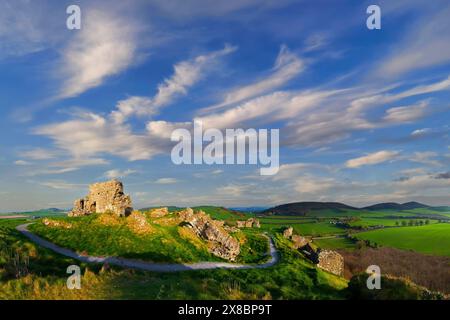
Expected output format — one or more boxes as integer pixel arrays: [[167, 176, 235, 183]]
[[262, 202, 357, 216], [362, 201, 430, 211], [0, 217, 348, 299], [29, 210, 267, 264]]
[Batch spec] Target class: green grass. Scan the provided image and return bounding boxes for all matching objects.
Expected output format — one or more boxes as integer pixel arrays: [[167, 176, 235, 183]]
[[28, 213, 268, 264], [355, 223, 450, 256], [193, 206, 249, 221], [29, 215, 215, 263], [348, 217, 439, 228], [0, 218, 348, 300], [257, 216, 347, 237], [314, 237, 356, 250], [291, 222, 346, 236]]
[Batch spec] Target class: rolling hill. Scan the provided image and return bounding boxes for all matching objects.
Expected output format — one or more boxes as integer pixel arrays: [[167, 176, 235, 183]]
[[262, 202, 357, 216], [362, 202, 430, 211], [261, 201, 450, 217]]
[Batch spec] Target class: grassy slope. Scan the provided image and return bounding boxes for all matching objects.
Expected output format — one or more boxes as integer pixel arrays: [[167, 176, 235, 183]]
[[29, 212, 268, 264], [0, 219, 347, 300], [355, 223, 450, 256]]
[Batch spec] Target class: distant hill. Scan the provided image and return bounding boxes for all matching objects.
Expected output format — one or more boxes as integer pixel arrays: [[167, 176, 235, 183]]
[[262, 202, 357, 216], [363, 202, 430, 211], [228, 207, 269, 213]]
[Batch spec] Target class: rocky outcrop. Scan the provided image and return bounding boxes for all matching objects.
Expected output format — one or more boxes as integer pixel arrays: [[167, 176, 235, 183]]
[[236, 218, 260, 228], [178, 208, 240, 261], [69, 180, 133, 217]]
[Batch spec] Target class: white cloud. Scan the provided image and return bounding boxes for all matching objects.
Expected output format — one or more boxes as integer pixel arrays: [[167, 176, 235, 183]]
[[104, 169, 137, 179], [346, 151, 399, 168], [24, 167, 79, 177], [201, 45, 304, 112], [14, 160, 31, 166], [34, 112, 164, 161], [411, 128, 431, 137], [383, 101, 429, 123], [36, 180, 84, 190], [57, 9, 141, 99], [111, 45, 236, 123], [20, 148, 59, 160], [50, 158, 109, 169], [111, 96, 155, 124], [155, 178, 179, 184]]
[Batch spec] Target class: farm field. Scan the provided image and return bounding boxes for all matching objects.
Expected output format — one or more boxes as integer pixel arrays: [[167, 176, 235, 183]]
[[314, 237, 356, 250], [355, 223, 450, 256], [349, 217, 438, 228]]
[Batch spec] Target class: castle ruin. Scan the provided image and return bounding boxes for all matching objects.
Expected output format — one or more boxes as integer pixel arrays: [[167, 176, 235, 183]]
[[69, 179, 133, 217]]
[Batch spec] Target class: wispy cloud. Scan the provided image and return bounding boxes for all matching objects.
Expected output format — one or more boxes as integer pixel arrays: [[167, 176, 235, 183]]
[[346, 151, 399, 168], [376, 4, 450, 78], [57, 9, 142, 99], [155, 177, 179, 184], [111, 45, 236, 123], [201, 45, 304, 113], [104, 169, 137, 179]]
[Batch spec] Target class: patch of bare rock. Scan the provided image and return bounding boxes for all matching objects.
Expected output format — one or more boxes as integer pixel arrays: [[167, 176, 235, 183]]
[[283, 226, 344, 276]]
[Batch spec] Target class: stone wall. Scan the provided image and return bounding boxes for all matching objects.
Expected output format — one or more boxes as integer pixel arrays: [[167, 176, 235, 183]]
[[236, 218, 260, 228], [69, 179, 133, 217], [317, 250, 344, 276]]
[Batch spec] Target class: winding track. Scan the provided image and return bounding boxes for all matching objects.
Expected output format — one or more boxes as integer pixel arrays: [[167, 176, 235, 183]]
[[16, 223, 279, 272]]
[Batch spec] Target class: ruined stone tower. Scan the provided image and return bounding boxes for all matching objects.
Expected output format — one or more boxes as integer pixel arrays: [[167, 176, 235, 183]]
[[69, 179, 133, 217]]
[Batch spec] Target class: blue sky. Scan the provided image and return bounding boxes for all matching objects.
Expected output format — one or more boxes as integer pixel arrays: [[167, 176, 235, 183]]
[[1, 0, 450, 211]]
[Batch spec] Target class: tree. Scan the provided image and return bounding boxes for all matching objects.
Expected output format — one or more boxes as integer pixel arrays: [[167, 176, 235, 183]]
[[401, 220, 407, 227], [425, 219, 430, 225]]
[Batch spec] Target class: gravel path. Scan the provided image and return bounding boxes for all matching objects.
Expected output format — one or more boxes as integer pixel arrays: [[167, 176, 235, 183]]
[[16, 223, 279, 272]]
